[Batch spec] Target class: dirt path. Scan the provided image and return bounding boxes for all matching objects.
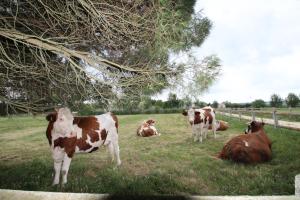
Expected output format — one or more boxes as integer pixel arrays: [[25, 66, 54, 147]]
[[217, 111, 300, 131]]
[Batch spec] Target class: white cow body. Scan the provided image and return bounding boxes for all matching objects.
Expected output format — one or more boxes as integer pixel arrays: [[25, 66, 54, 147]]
[[46, 108, 121, 185]]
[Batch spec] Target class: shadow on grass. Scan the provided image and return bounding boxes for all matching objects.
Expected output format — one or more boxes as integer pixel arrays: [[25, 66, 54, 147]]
[[104, 195, 192, 200], [0, 159, 192, 195]]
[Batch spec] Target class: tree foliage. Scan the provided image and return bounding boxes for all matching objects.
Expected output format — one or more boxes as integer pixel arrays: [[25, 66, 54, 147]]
[[252, 99, 266, 108], [285, 93, 299, 107], [172, 54, 221, 100], [270, 94, 283, 107], [0, 0, 214, 114], [212, 101, 219, 108]]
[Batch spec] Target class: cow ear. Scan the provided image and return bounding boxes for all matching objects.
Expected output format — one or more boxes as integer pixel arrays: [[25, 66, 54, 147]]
[[182, 110, 188, 116], [46, 113, 56, 122]]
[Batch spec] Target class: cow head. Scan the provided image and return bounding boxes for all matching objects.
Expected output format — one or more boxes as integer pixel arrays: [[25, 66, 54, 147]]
[[245, 121, 265, 134], [183, 108, 203, 125], [145, 119, 155, 126], [47, 108, 74, 136]]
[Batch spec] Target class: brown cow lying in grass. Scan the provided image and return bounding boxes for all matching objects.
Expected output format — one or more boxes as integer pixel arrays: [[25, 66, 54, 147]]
[[218, 121, 272, 164], [137, 119, 160, 137], [209, 120, 229, 131]]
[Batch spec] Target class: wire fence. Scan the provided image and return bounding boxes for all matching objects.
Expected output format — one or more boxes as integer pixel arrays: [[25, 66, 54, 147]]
[[217, 108, 300, 131]]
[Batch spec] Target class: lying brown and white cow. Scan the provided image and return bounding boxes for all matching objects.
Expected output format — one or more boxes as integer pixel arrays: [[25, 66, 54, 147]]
[[218, 121, 272, 164], [209, 120, 229, 131], [137, 119, 160, 137], [182, 106, 217, 142], [46, 108, 121, 185]]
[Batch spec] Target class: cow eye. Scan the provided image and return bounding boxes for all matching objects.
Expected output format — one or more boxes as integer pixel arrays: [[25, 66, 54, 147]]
[[59, 118, 63, 121]]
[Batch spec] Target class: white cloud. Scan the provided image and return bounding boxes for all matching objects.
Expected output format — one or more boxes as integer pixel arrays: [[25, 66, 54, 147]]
[[201, 48, 300, 102], [190, 0, 300, 103]]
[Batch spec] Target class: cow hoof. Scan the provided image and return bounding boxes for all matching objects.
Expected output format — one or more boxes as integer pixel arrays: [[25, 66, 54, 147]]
[[117, 160, 122, 166], [52, 182, 59, 186]]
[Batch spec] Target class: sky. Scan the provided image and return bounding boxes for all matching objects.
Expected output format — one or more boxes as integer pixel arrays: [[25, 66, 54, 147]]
[[155, 0, 300, 103]]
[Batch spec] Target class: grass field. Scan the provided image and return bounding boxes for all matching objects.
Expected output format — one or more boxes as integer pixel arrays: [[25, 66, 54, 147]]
[[0, 113, 300, 195]]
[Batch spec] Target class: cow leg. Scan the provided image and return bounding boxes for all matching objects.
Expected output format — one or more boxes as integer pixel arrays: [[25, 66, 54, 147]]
[[203, 125, 208, 139], [199, 124, 204, 143], [61, 153, 72, 184], [212, 120, 217, 139], [53, 161, 62, 185], [107, 127, 121, 166], [108, 142, 115, 162], [192, 126, 198, 142], [52, 148, 64, 185], [199, 129, 202, 143], [113, 140, 121, 166]]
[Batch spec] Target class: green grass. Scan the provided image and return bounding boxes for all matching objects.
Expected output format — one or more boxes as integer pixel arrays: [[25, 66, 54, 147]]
[[0, 113, 300, 195]]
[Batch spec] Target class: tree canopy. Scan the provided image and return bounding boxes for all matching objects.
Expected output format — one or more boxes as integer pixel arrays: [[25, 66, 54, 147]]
[[252, 99, 266, 108], [270, 94, 283, 107], [0, 0, 218, 114], [285, 93, 299, 108]]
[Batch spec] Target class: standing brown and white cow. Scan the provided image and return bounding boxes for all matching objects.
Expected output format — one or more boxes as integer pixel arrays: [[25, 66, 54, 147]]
[[218, 121, 272, 164], [182, 106, 217, 142], [46, 108, 121, 185]]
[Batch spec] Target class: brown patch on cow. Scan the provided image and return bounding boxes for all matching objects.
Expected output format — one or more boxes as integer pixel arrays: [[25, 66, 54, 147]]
[[76, 138, 93, 151], [47, 115, 107, 154], [194, 111, 213, 125], [218, 123, 272, 164], [209, 120, 229, 131], [218, 121, 229, 131], [89, 147, 99, 153], [141, 128, 156, 137], [49, 116, 99, 152], [137, 123, 157, 137], [45, 112, 57, 145], [46, 112, 57, 122], [203, 111, 213, 124], [194, 111, 203, 124], [54, 137, 77, 158], [73, 116, 100, 151], [110, 113, 118, 132], [100, 129, 107, 141], [145, 119, 155, 125], [248, 121, 265, 133]]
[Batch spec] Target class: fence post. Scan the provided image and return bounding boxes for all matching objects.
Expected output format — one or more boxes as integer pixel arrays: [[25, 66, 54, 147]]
[[251, 107, 255, 121], [229, 108, 232, 118], [239, 111, 241, 121], [289, 106, 292, 120], [272, 107, 278, 128]]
